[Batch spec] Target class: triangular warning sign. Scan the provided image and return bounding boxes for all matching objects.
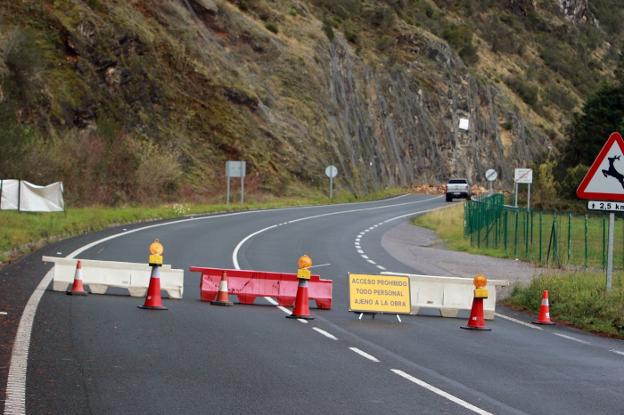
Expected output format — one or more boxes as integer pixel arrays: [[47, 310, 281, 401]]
[[577, 132, 624, 201]]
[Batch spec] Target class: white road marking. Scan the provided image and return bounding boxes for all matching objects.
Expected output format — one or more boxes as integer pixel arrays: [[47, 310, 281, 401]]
[[349, 347, 380, 362], [376, 265, 386, 270], [309, 263, 331, 269], [5, 196, 426, 415], [357, 249, 364, 254], [553, 333, 591, 345], [297, 319, 309, 324], [0, 311, 7, 315], [391, 369, 493, 415], [366, 259, 376, 264], [494, 313, 544, 331], [264, 297, 278, 306], [610, 349, 624, 356], [277, 306, 291, 315], [361, 254, 369, 259], [313, 327, 338, 340]]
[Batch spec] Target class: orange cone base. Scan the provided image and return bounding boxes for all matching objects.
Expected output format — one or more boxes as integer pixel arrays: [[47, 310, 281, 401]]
[[66, 290, 88, 296], [532, 320, 555, 325], [286, 313, 314, 320], [460, 325, 491, 331], [211, 299, 233, 306], [138, 304, 168, 310]]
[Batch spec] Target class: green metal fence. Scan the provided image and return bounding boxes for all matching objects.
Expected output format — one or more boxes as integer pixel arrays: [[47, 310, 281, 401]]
[[464, 194, 624, 270]]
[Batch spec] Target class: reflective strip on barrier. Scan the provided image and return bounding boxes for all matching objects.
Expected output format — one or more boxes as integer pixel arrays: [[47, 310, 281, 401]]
[[189, 266, 333, 309], [42, 256, 184, 299]]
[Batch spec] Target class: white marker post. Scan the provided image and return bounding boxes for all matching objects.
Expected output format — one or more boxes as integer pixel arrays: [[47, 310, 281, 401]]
[[325, 165, 338, 199]]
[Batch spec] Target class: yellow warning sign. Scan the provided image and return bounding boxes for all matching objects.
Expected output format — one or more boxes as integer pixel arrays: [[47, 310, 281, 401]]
[[348, 274, 411, 314]]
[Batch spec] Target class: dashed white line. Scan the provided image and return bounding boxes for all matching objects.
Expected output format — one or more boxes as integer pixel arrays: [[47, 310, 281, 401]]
[[361, 254, 369, 259], [610, 349, 624, 356], [357, 249, 364, 254], [553, 333, 591, 345], [313, 327, 338, 340], [376, 265, 386, 271], [391, 369, 493, 415], [366, 259, 376, 264], [349, 347, 380, 362], [494, 313, 544, 331]]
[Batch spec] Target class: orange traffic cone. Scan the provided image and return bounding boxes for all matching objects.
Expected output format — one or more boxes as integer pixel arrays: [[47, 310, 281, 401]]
[[66, 260, 88, 296], [138, 265, 167, 310], [211, 271, 233, 306], [286, 279, 314, 320], [461, 296, 490, 331], [533, 290, 555, 325]]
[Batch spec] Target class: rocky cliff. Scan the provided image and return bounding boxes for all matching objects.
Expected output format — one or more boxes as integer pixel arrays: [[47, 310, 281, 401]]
[[0, 0, 620, 203]]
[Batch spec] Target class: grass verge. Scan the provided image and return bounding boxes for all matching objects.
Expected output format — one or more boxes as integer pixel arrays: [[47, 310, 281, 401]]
[[0, 187, 404, 264], [412, 202, 624, 338]]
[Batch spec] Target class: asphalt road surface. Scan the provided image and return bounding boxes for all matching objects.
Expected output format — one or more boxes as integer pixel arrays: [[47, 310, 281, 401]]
[[2, 194, 624, 414]]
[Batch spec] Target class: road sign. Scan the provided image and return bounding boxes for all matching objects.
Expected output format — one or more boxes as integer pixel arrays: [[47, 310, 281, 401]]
[[576, 132, 624, 201], [226, 161, 246, 178], [587, 200, 624, 212], [514, 168, 532, 184], [325, 165, 338, 178], [485, 169, 497, 182], [348, 274, 411, 314]]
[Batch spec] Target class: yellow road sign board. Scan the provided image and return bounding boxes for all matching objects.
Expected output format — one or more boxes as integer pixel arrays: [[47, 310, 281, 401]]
[[348, 274, 411, 314]]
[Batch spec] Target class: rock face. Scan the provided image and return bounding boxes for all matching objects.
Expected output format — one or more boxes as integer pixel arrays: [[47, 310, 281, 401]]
[[558, 0, 596, 24], [3, 0, 605, 203]]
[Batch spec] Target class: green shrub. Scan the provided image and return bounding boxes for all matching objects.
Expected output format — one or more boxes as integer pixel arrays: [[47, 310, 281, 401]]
[[505, 76, 539, 107], [265, 22, 278, 34], [546, 84, 577, 111], [322, 20, 334, 41]]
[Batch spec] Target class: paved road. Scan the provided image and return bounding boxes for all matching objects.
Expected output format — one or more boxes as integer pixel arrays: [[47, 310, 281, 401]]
[[3, 195, 624, 414]]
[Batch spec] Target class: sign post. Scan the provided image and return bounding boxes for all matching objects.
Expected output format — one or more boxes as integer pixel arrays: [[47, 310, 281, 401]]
[[514, 168, 533, 209], [325, 165, 338, 199], [577, 132, 624, 291], [225, 161, 246, 205], [485, 169, 497, 195]]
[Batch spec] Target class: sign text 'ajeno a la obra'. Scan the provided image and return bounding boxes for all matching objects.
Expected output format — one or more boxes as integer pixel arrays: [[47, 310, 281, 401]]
[[348, 274, 411, 314]]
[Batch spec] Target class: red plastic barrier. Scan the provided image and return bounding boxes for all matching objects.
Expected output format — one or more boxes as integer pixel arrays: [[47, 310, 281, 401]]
[[189, 266, 333, 309]]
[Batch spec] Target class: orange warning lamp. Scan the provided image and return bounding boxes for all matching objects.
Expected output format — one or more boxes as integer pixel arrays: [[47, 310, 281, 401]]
[[473, 274, 488, 299], [149, 239, 164, 266], [298, 254, 312, 269], [297, 254, 312, 280]]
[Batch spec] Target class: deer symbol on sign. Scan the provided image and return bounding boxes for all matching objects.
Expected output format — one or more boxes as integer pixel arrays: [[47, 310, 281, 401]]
[[602, 155, 624, 190]]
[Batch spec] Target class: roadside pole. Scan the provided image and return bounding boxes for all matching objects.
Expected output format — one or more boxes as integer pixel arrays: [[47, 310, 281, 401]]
[[607, 212, 614, 291]]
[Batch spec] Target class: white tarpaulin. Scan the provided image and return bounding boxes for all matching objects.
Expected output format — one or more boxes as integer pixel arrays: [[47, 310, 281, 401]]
[[0, 180, 64, 212]]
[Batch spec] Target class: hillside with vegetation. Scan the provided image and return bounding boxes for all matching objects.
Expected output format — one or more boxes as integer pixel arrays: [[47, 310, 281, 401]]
[[1, 0, 622, 205]]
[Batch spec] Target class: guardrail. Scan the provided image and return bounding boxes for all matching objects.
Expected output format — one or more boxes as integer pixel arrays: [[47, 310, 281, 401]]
[[42, 256, 184, 299], [190, 266, 333, 309]]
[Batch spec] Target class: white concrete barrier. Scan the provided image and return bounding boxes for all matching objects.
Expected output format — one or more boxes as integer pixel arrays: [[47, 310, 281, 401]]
[[42, 256, 184, 299], [384, 272, 509, 320]]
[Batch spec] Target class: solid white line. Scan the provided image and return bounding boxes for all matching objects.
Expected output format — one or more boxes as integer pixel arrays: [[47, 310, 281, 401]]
[[610, 349, 624, 356], [349, 347, 380, 362], [4, 196, 428, 415], [553, 333, 591, 345], [391, 369, 493, 415], [312, 327, 338, 340], [494, 313, 544, 331], [309, 263, 331, 269]]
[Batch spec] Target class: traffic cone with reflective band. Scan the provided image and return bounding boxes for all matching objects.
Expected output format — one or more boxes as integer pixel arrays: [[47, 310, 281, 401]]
[[461, 274, 490, 331], [286, 279, 314, 320], [138, 265, 167, 310], [533, 290, 555, 325], [211, 271, 233, 306], [461, 295, 490, 331], [66, 260, 88, 296]]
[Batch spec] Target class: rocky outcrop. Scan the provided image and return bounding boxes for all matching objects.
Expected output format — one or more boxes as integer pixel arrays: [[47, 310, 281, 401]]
[[557, 0, 596, 24]]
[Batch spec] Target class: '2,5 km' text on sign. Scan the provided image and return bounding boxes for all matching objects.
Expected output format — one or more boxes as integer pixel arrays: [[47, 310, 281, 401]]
[[348, 274, 411, 314]]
